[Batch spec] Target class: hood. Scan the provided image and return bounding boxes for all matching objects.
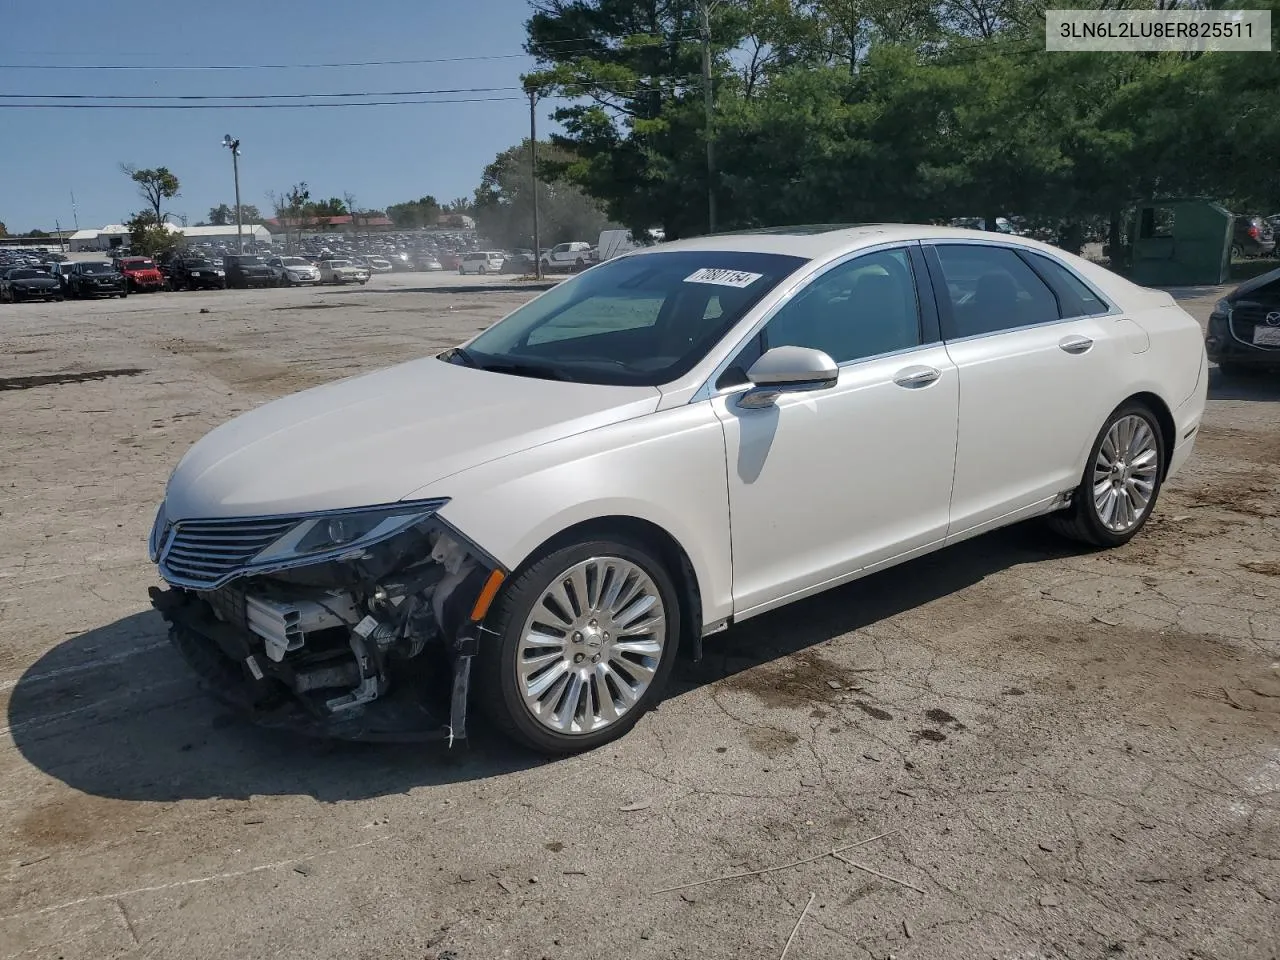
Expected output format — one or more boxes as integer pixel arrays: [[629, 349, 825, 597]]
[[1230, 265, 1280, 303], [165, 356, 660, 520]]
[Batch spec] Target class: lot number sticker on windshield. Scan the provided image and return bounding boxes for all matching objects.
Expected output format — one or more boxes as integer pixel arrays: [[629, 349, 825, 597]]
[[684, 268, 764, 288]]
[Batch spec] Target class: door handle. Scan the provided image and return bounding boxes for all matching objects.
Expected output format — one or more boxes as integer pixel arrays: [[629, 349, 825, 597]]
[[893, 365, 941, 388], [1058, 335, 1094, 355]]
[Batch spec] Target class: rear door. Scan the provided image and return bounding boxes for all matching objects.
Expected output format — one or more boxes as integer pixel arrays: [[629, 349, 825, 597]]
[[924, 241, 1125, 538]]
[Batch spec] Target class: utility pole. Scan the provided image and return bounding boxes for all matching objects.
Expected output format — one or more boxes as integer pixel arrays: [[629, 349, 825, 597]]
[[70, 190, 79, 230], [529, 89, 543, 279], [222, 135, 243, 252], [700, 0, 717, 234]]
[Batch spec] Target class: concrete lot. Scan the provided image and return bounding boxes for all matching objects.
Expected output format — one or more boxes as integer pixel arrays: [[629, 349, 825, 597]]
[[1, 272, 1278, 960]]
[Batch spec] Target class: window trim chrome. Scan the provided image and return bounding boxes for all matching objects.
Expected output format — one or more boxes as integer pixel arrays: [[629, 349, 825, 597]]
[[689, 239, 933, 402]]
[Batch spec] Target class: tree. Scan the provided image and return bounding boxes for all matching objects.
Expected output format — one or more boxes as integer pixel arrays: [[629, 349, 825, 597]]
[[126, 210, 181, 256], [0, 221, 7, 237], [209, 203, 262, 225], [311, 197, 348, 217], [27, 228, 50, 238], [121, 165, 180, 225], [474, 139, 616, 248], [386, 195, 442, 228]]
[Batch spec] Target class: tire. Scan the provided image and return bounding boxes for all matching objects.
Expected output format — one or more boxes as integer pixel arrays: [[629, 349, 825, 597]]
[[479, 265, 487, 275], [575, 258, 585, 272], [1231, 243, 1243, 261], [1047, 401, 1165, 548], [477, 536, 682, 754]]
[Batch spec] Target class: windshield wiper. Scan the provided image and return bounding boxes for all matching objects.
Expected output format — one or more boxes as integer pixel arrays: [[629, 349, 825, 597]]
[[439, 346, 478, 367], [474, 359, 574, 382]]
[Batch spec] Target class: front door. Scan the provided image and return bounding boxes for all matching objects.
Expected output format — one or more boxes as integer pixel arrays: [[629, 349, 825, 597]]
[[711, 246, 960, 617]]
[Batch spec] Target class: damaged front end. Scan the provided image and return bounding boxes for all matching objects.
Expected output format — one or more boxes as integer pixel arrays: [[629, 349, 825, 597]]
[[148, 500, 502, 743]]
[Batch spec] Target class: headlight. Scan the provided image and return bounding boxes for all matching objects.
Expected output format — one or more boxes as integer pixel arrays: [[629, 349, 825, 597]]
[[250, 500, 450, 567], [148, 501, 170, 562], [1213, 298, 1232, 318]]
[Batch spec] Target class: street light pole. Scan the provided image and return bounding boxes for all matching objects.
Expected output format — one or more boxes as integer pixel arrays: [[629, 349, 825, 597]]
[[529, 89, 542, 280], [222, 135, 243, 253]]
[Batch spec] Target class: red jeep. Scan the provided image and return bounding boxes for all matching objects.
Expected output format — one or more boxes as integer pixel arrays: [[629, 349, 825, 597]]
[[118, 257, 165, 293]]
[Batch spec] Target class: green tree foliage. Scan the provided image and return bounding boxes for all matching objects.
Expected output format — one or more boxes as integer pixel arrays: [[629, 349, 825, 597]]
[[524, 0, 1280, 242], [208, 203, 263, 225], [0, 221, 7, 236], [126, 210, 181, 257], [386, 196, 442, 228], [473, 140, 617, 248], [121, 165, 181, 225]]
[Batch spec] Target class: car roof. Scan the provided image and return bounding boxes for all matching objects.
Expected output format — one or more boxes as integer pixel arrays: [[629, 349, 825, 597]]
[[638, 223, 1057, 260]]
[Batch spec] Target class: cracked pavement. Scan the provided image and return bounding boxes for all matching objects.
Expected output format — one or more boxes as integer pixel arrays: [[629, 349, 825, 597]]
[[1, 274, 1278, 960]]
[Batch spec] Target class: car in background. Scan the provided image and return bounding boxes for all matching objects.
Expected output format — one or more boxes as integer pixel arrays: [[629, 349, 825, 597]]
[[459, 251, 504, 275], [540, 241, 593, 273], [415, 254, 444, 271], [500, 253, 536, 275], [223, 254, 276, 289], [366, 257, 394, 274], [118, 257, 165, 293], [170, 256, 227, 290], [1, 266, 64, 302], [1205, 264, 1280, 375], [318, 259, 366, 284], [48, 262, 76, 292], [267, 256, 321, 286], [68, 261, 127, 299], [1232, 215, 1276, 259], [387, 252, 415, 271], [438, 252, 462, 271]]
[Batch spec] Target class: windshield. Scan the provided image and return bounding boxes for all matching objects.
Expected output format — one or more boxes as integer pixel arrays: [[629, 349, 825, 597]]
[[329, 260, 351, 267], [229, 256, 266, 265], [123, 259, 156, 269], [10, 269, 42, 279], [82, 263, 115, 274], [458, 250, 806, 386], [282, 257, 309, 266]]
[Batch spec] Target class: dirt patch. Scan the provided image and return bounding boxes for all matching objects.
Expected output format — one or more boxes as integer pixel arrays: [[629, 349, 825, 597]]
[[744, 727, 800, 757], [1184, 472, 1278, 518], [16, 795, 151, 851], [1189, 425, 1280, 467], [1241, 560, 1280, 577], [717, 651, 877, 709], [0, 368, 146, 391]]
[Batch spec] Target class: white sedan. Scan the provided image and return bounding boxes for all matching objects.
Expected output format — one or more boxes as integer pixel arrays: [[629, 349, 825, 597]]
[[317, 259, 367, 285], [148, 225, 1207, 753]]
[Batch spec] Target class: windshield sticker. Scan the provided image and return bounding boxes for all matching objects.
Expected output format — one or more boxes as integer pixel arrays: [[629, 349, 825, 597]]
[[684, 268, 764, 288]]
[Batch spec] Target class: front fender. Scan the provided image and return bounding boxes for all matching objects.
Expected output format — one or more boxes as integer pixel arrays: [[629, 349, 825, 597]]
[[410, 401, 733, 627]]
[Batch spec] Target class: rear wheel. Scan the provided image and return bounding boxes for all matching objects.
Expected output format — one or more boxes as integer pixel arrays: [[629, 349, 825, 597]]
[[1048, 402, 1165, 548], [478, 538, 681, 754], [1231, 243, 1244, 261]]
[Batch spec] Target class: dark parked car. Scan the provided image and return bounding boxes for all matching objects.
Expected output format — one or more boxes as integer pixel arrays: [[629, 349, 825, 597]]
[[1233, 215, 1276, 259], [68, 261, 127, 299], [222, 254, 275, 289], [171, 257, 228, 290], [500, 253, 536, 275], [1206, 265, 1280, 374], [1, 267, 64, 302]]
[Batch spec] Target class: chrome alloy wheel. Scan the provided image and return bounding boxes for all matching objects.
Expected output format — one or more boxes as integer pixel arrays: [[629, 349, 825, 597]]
[[1092, 414, 1160, 533], [516, 556, 667, 735]]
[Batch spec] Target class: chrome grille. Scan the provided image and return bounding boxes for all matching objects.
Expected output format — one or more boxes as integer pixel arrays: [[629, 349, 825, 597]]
[[158, 516, 297, 588], [1230, 305, 1280, 351]]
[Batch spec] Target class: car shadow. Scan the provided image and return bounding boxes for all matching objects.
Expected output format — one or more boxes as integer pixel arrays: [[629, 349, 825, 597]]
[[1208, 364, 1280, 401], [7, 523, 1081, 804]]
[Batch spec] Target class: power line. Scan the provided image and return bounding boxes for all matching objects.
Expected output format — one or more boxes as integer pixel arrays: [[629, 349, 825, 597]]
[[0, 96, 527, 110], [0, 32, 704, 72]]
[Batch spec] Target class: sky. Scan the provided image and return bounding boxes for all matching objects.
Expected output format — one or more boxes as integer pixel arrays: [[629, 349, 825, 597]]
[[0, 0, 552, 233]]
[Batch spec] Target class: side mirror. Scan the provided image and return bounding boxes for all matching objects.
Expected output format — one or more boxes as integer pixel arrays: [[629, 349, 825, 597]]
[[738, 346, 839, 409]]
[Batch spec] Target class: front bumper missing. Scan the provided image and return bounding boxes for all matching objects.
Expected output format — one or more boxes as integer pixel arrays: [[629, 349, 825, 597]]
[[150, 586, 481, 743]]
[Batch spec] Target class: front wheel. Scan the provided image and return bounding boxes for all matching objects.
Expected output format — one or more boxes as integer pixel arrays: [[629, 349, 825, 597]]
[[1048, 402, 1165, 548], [478, 539, 681, 754]]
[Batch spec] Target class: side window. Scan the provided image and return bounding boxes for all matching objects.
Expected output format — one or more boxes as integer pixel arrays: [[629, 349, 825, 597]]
[[723, 249, 922, 384], [934, 244, 1060, 338], [1024, 253, 1110, 318]]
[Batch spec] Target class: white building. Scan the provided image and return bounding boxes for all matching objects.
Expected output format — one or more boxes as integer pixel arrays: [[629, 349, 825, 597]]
[[68, 222, 272, 252]]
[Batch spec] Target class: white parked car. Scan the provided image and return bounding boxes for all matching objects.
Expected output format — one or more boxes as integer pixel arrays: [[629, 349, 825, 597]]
[[317, 259, 367, 285], [366, 257, 394, 274], [541, 241, 593, 272], [148, 225, 1207, 754], [459, 251, 505, 275], [268, 256, 321, 286]]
